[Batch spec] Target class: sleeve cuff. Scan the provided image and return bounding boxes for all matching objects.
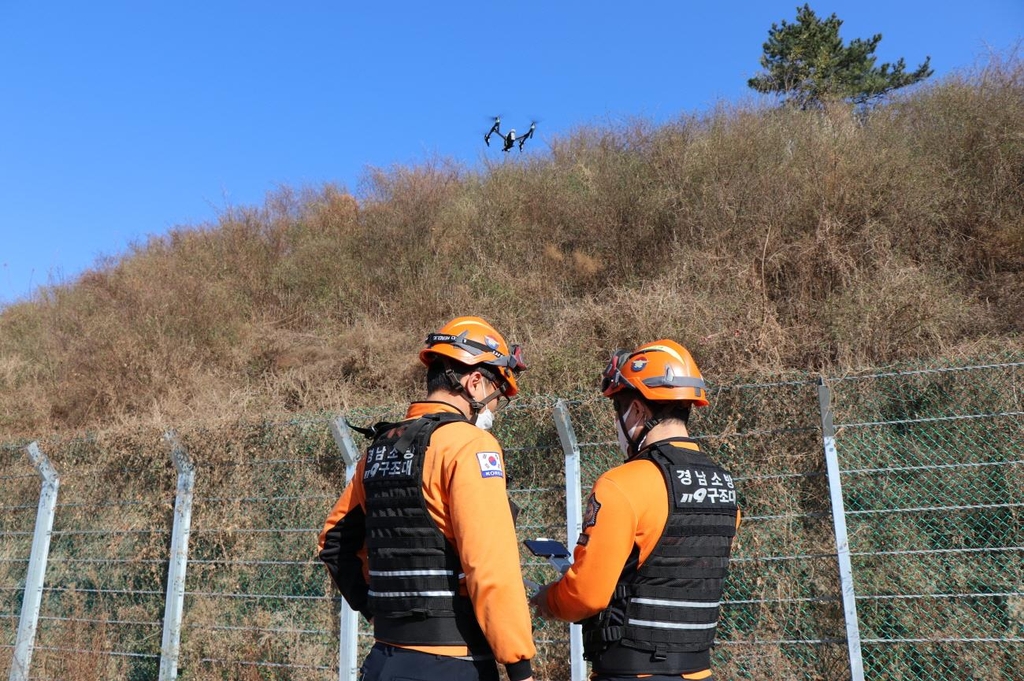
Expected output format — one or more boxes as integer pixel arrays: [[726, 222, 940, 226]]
[[504, 659, 533, 681]]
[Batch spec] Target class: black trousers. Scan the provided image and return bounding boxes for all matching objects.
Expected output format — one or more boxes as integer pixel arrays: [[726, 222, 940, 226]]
[[359, 642, 499, 681]]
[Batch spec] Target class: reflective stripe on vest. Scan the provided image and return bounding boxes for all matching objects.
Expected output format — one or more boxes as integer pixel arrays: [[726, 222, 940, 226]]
[[627, 618, 719, 630], [632, 597, 721, 608], [369, 590, 457, 598], [584, 439, 737, 675], [362, 413, 490, 651], [369, 569, 457, 577]]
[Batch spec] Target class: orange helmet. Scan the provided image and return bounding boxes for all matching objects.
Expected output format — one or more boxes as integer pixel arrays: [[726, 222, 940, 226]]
[[600, 339, 708, 406], [419, 316, 527, 397]]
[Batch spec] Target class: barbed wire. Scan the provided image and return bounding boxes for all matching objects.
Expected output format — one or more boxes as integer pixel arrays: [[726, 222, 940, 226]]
[[837, 409, 1024, 429], [830, 360, 1024, 382], [846, 501, 1024, 516], [857, 591, 1022, 601], [859, 637, 1024, 644], [183, 591, 325, 601], [195, 657, 333, 671], [842, 459, 1022, 475], [718, 638, 847, 646], [851, 546, 1022, 558], [31, 646, 159, 659]]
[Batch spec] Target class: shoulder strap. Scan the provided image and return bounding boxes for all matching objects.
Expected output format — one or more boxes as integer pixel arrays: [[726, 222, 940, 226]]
[[347, 420, 398, 440], [645, 438, 711, 467], [348, 410, 467, 442], [390, 412, 468, 456]]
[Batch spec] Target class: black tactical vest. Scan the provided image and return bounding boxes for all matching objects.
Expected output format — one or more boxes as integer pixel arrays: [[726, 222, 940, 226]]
[[583, 439, 738, 675], [361, 412, 490, 652]]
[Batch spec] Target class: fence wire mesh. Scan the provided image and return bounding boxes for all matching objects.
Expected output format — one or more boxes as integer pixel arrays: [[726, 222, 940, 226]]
[[830, 362, 1023, 681], [172, 416, 343, 680], [0, 355, 1021, 680], [14, 432, 176, 680], [0, 443, 39, 675], [491, 397, 573, 680], [564, 379, 851, 681]]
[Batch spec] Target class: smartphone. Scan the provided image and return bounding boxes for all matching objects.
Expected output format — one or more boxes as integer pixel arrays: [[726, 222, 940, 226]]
[[524, 538, 572, 574]]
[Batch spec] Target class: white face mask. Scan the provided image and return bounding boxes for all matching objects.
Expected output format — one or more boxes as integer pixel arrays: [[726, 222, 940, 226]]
[[474, 407, 495, 431], [615, 416, 631, 456], [466, 374, 499, 431], [615, 403, 635, 457]]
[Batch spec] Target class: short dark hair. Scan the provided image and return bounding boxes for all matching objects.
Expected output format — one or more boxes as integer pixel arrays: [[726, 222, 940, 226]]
[[426, 359, 503, 394]]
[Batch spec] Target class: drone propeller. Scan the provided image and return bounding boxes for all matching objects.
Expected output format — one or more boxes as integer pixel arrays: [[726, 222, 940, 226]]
[[484, 114, 503, 147], [517, 121, 538, 151]]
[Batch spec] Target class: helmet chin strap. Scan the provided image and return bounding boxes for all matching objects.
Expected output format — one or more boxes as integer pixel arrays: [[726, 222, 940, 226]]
[[618, 402, 662, 459], [445, 365, 502, 419]]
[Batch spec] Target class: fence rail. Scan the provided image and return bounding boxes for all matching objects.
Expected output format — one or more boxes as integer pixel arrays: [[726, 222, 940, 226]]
[[1, 358, 1021, 680]]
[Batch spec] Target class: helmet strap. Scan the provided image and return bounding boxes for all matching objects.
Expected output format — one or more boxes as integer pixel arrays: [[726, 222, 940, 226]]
[[446, 363, 502, 418], [617, 400, 659, 459], [614, 401, 638, 458], [478, 386, 504, 408], [443, 364, 464, 393], [637, 416, 662, 450], [616, 410, 634, 457]]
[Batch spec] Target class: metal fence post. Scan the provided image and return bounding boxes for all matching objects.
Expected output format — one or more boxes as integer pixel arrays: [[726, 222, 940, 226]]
[[817, 379, 865, 681], [8, 442, 60, 681], [159, 431, 196, 681], [552, 400, 586, 681], [329, 416, 362, 681]]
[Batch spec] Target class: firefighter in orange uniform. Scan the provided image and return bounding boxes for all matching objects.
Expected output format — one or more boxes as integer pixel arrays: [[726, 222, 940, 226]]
[[531, 340, 739, 681], [319, 317, 535, 681]]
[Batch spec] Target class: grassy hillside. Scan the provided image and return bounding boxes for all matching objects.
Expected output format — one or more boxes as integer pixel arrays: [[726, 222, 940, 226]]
[[1, 56, 1022, 437]]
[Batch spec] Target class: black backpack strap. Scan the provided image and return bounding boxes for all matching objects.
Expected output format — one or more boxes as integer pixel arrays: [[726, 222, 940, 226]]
[[390, 416, 437, 456], [347, 420, 399, 440], [382, 411, 470, 455], [349, 410, 468, 443]]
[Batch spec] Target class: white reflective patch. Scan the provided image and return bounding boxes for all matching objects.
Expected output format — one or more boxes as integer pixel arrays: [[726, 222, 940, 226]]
[[368, 569, 454, 577], [368, 590, 456, 598], [628, 618, 719, 630], [633, 597, 721, 608]]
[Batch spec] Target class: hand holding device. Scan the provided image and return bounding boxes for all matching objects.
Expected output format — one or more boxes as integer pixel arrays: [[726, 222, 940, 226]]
[[523, 538, 572, 575]]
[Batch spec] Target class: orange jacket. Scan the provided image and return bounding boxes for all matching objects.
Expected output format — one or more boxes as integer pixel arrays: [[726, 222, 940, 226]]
[[545, 439, 740, 680], [319, 402, 536, 672]]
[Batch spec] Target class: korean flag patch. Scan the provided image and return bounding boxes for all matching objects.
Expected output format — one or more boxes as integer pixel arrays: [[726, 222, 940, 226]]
[[477, 452, 504, 479]]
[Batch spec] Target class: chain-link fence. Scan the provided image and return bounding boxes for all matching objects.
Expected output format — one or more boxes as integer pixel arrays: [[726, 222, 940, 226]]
[[0, 443, 41, 676], [562, 379, 852, 680], [1, 432, 177, 680], [171, 418, 340, 680], [1, 357, 1021, 680], [829, 362, 1023, 680]]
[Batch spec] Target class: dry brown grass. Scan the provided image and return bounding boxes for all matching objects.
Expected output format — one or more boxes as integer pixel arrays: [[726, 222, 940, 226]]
[[1, 57, 1022, 438]]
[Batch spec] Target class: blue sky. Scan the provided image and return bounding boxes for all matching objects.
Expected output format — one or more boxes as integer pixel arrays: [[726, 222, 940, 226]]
[[1, 1, 1020, 306]]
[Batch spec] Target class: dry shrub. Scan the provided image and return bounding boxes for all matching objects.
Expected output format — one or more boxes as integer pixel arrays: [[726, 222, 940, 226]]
[[880, 53, 1024, 275], [824, 260, 981, 368]]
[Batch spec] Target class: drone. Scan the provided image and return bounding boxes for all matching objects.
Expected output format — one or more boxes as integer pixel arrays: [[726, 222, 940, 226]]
[[484, 116, 537, 152]]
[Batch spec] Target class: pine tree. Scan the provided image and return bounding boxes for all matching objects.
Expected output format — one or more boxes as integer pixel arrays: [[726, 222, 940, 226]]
[[748, 4, 933, 109]]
